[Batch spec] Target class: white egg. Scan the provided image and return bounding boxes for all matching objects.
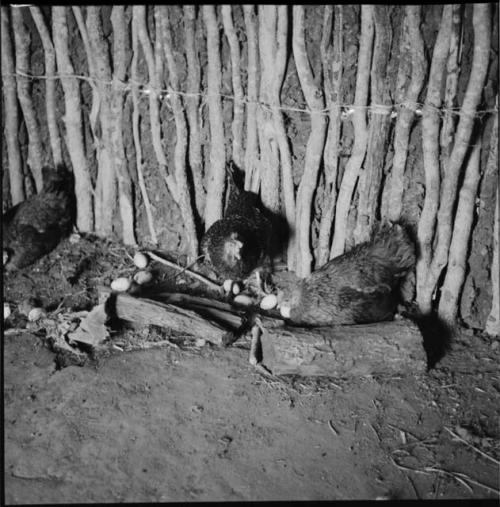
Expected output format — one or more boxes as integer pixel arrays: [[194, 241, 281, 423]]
[[223, 279, 233, 293], [260, 294, 278, 310], [28, 307, 46, 322], [233, 294, 254, 307], [133, 252, 149, 269], [4, 303, 11, 320], [232, 282, 241, 295], [111, 277, 132, 292], [195, 338, 206, 347], [279, 305, 291, 319], [133, 270, 153, 285]]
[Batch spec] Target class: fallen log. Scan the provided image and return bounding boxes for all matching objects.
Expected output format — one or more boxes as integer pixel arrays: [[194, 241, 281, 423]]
[[98, 286, 235, 345], [98, 285, 285, 345], [143, 290, 285, 329], [97, 286, 424, 377], [260, 318, 426, 376]]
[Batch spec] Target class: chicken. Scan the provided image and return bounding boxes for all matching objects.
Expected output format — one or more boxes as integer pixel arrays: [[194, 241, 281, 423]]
[[3, 165, 75, 271], [200, 166, 273, 292], [278, 223, 416, 326]]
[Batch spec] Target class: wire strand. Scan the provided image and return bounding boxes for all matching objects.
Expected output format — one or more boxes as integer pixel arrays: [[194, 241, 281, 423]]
[[6, 70, 498, 119]]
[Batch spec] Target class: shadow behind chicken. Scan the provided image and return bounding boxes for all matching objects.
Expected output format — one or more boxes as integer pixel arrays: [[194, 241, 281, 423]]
[[201, 167, 272, 282], [279, 224, 416, 326], [3, 165, 75, 270]]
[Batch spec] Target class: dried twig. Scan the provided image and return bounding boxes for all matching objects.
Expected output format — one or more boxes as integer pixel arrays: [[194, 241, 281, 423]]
[[328, 420, 339, 436], [368, 422, 381, 443], [146, 251, 221, 291], [424, 467, 499, 496], [444, 427, 500, 465], [123, 339, 180, 351], [253, 363, 274, 378], [249, 324, 261, 365], [390, 456, 500, 496]]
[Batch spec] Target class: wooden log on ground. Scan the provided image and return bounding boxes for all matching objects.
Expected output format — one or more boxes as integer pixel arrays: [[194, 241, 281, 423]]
[[98, 286, 285, 346], [98, 286, 234, 345], [260, 318, 426, 377]]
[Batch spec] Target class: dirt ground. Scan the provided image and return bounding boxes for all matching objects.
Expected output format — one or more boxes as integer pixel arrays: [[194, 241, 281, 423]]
[[3, 235, 500, 503]]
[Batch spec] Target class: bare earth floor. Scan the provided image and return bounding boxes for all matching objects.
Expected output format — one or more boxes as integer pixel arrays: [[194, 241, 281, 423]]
[[3, 236, 500, 503]]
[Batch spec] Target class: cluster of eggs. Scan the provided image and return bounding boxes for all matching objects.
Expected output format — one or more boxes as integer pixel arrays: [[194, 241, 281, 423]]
[[110, 252, 153, 292], [223, 279, 278, 311]]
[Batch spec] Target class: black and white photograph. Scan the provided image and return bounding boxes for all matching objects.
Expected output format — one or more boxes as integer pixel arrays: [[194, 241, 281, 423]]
[[2, 3, 499, 503]]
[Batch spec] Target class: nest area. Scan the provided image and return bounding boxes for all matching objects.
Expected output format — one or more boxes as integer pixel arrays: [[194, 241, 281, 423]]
[[2, 5, 498, 336]]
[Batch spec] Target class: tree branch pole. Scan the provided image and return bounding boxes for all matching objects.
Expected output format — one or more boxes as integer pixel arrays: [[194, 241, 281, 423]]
[[438, 137, 482, 324], [242, 5, 260, 193], [485, 175, 499, 337], [52, 6, 94, 232], [86, 6, 117, 237], [292, 5, 328, 277], [354, 6, 392, 245], [130, 7, 158, 245], [425, 4, 491, 313], [330, 5, 374, 258], [222, 6, 245, 170], [109, 6, 136, 246], [273, 6, 296, 271], [386, 6, 426, 223], [257, 6, 280, 215], [183, 5, 205, 221], [158, 6, 199, 261], [415, 5, 453, 313], [134, 6, 178, 204], [439, 4, 462, 174], [29, 6, 63, 168], [317, 5, 343, 267], [203, 5, 226, 229], [1, 6, 24, 205], [12, 6, 45, 191]]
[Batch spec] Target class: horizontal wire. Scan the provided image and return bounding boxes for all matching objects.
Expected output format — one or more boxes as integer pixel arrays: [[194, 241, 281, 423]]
[[5, 70, 498, 119]]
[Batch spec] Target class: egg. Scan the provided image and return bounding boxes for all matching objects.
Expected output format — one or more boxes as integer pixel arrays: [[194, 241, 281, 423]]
[[233, 294, 254, 307], [4, 303, 11, 320], [28, 307, 46, 322], [133, 270, 153, 285], [279, 304, 291, 319], [232, 282, 241, 295], [111, 277, 132, 292], [133, 252, 149, 269], [195, 338, 206, 347], [223, 279, 233, 293], [260, 294, 278, 310]]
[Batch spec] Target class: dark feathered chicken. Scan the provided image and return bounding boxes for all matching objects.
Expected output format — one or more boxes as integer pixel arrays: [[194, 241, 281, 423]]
[[278, 224, 416, 326], [201, 166, 272, 284], [3, 165, 75, 271]]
